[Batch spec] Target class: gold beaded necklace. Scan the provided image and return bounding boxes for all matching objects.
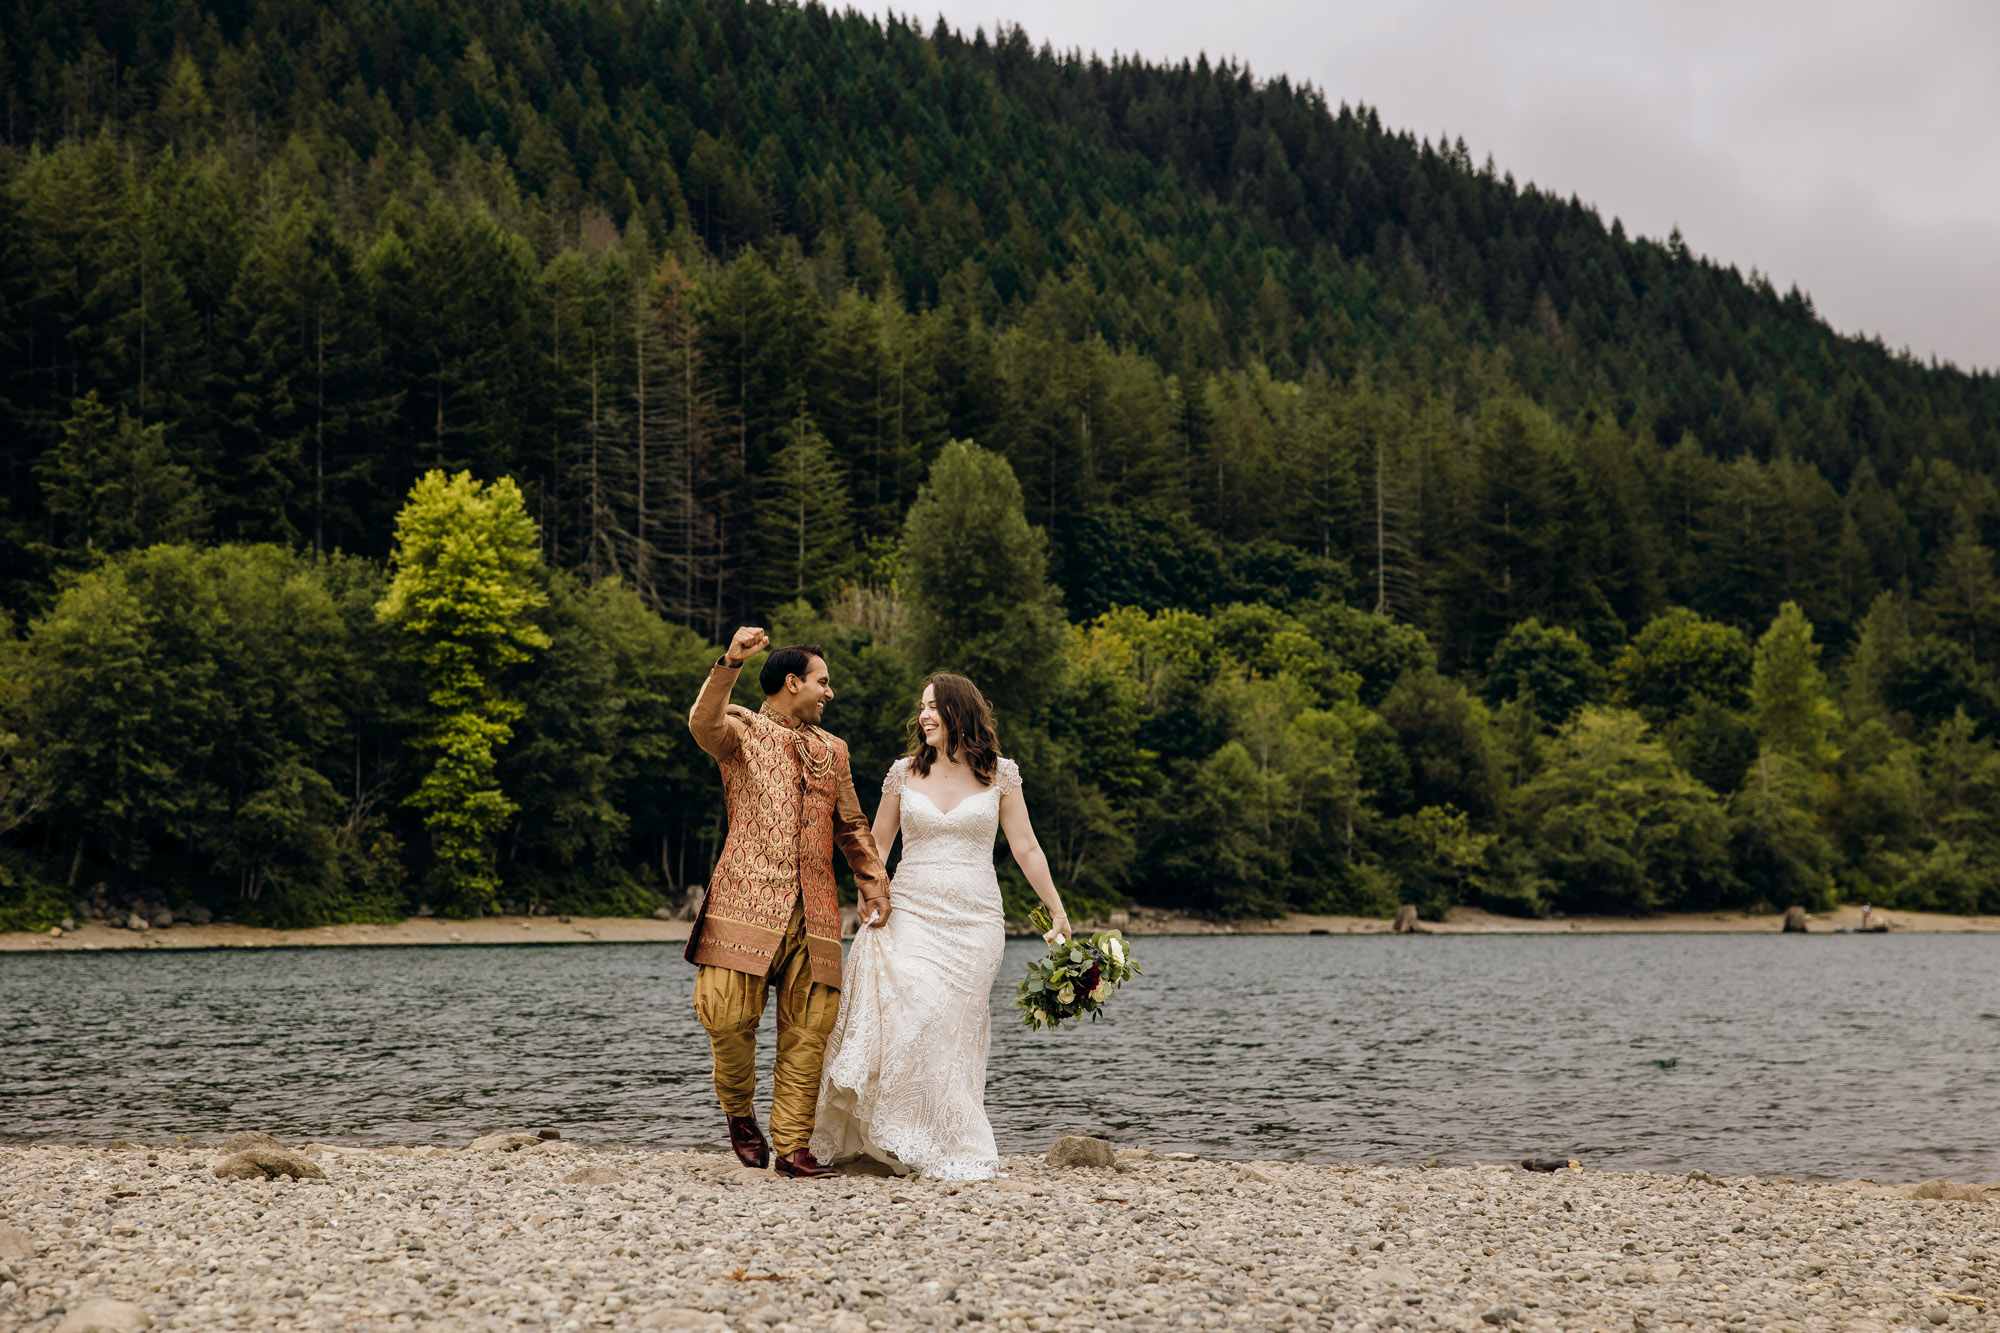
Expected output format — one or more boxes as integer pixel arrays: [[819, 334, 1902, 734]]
[[761, 704, 836, 783]]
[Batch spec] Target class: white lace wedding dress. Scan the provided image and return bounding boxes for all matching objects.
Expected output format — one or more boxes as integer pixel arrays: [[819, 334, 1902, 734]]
[[810, 756, 1016, 1180]]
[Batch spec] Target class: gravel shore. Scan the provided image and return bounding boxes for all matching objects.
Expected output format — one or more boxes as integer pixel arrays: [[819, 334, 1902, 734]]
[[2, 1139, 1995, 1332]]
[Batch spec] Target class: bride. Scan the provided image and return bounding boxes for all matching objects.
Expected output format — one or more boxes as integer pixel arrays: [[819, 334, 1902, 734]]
[[811, 673, 1072, 1180]]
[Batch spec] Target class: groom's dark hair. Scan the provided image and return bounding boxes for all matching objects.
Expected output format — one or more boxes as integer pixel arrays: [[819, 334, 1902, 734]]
[[760, 644, 825, 695]]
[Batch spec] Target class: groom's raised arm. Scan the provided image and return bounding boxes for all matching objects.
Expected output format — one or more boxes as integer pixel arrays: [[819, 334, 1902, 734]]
[[688, 626, 766, 761]]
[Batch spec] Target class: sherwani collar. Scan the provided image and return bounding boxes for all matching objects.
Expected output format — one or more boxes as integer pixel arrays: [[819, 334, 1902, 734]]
[[759, 701, 808, 730]]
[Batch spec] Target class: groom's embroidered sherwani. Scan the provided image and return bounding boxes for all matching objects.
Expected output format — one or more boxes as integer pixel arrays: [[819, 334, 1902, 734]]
[[685, 658, 887, 1154]]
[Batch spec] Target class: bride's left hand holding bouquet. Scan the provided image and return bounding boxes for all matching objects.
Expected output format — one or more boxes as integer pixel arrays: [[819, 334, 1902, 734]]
[[1015, 905, 1141, 1030]]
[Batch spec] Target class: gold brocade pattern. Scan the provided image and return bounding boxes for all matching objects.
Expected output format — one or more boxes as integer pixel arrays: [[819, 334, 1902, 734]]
[[683, 663, 886, 989]]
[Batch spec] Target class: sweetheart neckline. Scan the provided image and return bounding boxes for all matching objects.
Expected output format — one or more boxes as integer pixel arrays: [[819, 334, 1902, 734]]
[[902, 783, 1000, 818]]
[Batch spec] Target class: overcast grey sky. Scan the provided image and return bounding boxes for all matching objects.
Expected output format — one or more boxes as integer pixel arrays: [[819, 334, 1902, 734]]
[[871, 0, 2000, 372]]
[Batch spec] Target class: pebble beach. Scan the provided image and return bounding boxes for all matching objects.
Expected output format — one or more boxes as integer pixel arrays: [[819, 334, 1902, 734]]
[[2, 1137, 1996, 1332]]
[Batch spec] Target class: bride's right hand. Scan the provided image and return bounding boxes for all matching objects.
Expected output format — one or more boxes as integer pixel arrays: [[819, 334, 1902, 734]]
[[1043, 911, 1071, 945]]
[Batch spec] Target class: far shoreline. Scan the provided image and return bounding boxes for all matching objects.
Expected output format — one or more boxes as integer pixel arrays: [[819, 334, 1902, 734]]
[[4, 900, 1996, 953]]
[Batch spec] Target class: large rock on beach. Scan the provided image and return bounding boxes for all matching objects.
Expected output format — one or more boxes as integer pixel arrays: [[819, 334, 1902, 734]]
[[1783, 905, 1808, 931], [1046, 1135, 1116, 1168], [1393, 904, 1422, 933], [1907, 1178, 1999, 1202], [123, 913, 149, 932], [218, 1130, 286, 1155], [0, 1221, 36, 1257], [53, 1298, 154, 1332], [212, 1147, 326, 1181], [564, 1166, 627, 1186]]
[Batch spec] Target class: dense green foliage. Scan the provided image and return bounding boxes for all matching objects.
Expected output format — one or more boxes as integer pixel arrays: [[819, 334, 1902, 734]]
[[3, 0, 2000, 930], [378, 471, 552, 912]]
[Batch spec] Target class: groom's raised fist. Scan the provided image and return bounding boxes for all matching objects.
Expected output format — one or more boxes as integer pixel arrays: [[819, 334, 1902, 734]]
[[724, 626, 770, 668]]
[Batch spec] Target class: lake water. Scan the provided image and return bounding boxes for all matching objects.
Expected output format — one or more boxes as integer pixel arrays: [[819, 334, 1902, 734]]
[[4, 934, 1997, 1181]]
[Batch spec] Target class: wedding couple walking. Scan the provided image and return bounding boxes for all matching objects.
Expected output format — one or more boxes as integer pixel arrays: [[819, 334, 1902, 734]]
[[683, 626, 1073, 1182]]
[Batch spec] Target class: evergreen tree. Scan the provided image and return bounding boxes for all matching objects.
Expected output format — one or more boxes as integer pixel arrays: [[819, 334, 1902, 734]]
[[750, 411, 854, 612], [1920, 526, 2000, 665], [34, 390, 203, 557], [900, 440, 1065, 726], [223, 201, 396, 553]]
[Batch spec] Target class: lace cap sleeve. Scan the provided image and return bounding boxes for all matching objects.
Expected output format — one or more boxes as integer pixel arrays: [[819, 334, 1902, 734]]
[[882, 757, 909, 796], [995, 756, 1022, 797]]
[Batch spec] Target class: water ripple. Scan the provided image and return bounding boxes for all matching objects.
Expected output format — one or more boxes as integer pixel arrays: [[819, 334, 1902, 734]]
[[2, 934, 1996, 1180]]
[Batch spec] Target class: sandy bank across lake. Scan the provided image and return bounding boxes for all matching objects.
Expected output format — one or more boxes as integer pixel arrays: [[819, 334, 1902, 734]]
[[5, 902, 1998, 953], [2, 1139, 1996, 1332]]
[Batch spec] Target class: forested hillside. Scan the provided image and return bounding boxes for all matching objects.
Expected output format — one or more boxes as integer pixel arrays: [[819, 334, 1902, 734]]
[[3, 0, 1999, 930]]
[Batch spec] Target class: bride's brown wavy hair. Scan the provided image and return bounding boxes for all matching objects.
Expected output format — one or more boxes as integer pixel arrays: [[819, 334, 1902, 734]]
[[906, 672, 1000, 786]]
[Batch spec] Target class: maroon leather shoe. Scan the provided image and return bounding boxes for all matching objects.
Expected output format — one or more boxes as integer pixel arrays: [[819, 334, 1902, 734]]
[[772, 1147, 837, 1179], [728, 1115, 770, 1169]]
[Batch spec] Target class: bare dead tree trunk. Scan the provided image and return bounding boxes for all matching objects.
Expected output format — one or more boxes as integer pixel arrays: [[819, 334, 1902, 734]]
[[314, 310, 325, 558]]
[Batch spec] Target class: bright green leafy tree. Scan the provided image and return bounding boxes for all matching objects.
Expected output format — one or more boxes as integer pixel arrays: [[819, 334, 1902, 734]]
[[1749, 601, 1841, 769], [1512, 708, 1733, 914], [1611, 608, 1753, 723], [378, 471, 550, 914], [1484, 618, 1606, 729]]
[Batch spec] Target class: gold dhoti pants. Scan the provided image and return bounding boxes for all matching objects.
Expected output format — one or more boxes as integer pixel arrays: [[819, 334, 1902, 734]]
[[692, 895, 840, 1155]]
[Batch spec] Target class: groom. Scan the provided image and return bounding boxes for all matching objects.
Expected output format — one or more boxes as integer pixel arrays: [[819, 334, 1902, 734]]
[[685, 626, 890, 1178]]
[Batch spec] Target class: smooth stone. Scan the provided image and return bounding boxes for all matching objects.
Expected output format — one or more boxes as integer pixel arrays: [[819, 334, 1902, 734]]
[[149, 909, 173, 929], [1783, 905, 1809, 931], [123, 914, 149, 932], [1047, 1135, 1116, 1168], [565, 1166, 626, 1186], [0, 1222, 34, 1258], [55, 1298, 154, 1332], [213, 1147, 327, 1181]]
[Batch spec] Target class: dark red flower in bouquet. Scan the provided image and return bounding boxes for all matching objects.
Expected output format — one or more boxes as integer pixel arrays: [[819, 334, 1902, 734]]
[[1079, 963, 1101, 994]]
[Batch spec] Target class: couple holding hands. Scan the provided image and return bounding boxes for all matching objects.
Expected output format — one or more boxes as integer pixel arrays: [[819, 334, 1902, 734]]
[[683, 626, 1073, 1182]]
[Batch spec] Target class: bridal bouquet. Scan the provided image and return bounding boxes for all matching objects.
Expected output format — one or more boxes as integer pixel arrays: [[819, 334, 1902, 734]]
[[1015, 907, 1141, 1030]]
